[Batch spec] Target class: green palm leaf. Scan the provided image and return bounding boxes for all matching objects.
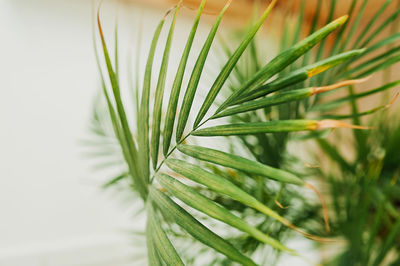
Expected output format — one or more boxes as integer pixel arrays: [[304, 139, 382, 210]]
[[147, 204, 185, 266], [177, 144, 304, 185], [138, 15, 166, 183], [149, 186, 258, 266], [175, 0, 231, 141], [193, 0, 277, 127], [162, 0, 206, 156], [218, 15, 348, 112], [151, 4, 180, 169], [154, 173, 296, 255]]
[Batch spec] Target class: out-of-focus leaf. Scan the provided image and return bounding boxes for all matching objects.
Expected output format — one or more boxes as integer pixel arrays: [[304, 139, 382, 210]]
[[155, 173, 296, 254], [147, 204, 184, 266], [165, 159, 330, 241], [149, 186, 258, 266]]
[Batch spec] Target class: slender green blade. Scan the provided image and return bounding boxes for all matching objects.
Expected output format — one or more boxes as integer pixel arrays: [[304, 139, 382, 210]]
[[146, 219, 163, 266], [97, 9, 147, 198], [151, 5, 180, 169], [138, 18, 165, 183], [114, 17, 119, 82], [218, 35, 247, 83], [155, 173, 296, 254], [165, 158, 307, 235], [237, 49, 364, 104], [249, 3, 261, 72], [232, 69, 309, 106], [218, 15, 348, 112], [163, 0, 207, 155], [214, 88, 313, 119], [147, 204, 184, 266], [167, 159, 335, 241], [98, 80, 145, 196], [177, 144, 305, 185], [149, 187, 258, 266], [98, 83, 145, 195], [192, 120, 317, 136], [193, 0, 277, 128], [175, 1, 230, 142], [127, 21, 142, 124]]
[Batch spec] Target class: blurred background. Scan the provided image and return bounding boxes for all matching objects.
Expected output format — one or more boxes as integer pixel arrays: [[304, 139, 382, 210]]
[[1, 0, 399, 265]]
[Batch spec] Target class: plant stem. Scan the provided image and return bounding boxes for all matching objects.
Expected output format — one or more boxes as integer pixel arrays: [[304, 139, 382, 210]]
[[150, 118, 211, 183]]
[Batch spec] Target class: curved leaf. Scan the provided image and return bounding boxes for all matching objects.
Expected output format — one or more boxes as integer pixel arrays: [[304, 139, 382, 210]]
[[192, 119, 368, 136], [218, 15, 349, 112], [214, 78, 366, 119], [177, 144, 304, 185], [155, 173, 296, 255], [97, 8, 147, 198], [146, 220, 163, 266], [163, 0, 207, 155], [151, 5, 180, 169], [192, 120, 316, 136], [193, 0, 277, 127], [149, 186, 258, 266], [165, 159, 313, 238], [175, 1, 231, 142], [147, 204, 185, 266], [232, 49, 365, 106], [138, 17, 165, 182]]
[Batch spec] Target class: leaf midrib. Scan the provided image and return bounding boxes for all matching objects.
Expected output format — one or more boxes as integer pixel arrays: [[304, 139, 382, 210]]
[[151, 117, 211, 182]]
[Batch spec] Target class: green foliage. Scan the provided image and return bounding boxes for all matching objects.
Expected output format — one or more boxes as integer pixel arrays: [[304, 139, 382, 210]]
[[88, 0, 400, 264], [317, 116, 400, 266]]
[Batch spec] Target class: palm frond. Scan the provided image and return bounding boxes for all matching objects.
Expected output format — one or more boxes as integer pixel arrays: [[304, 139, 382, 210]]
[[89, 0, 400, 264]]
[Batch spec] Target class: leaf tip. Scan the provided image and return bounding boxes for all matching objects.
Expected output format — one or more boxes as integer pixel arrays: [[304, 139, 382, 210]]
[[305, 183, 330, 233], [275, 199, 289, 209], [386, 92, 399, 108], [337, 14, 349, 25], [315, 120, 372, 130], [311, 77, 371, 95]]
